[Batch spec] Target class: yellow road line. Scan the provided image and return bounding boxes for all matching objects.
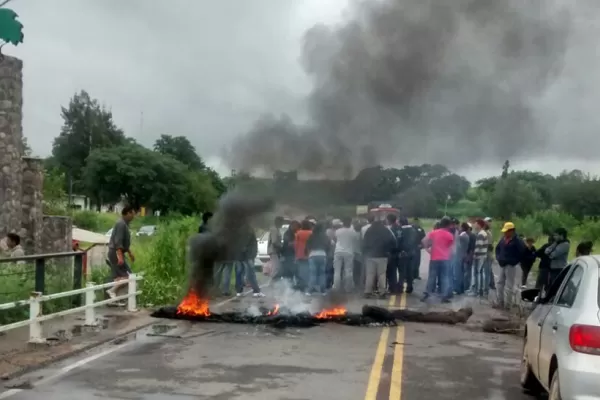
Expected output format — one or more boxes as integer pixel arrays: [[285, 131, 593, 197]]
[[364, 295, 396, 400], [389, 293, 407, 399]]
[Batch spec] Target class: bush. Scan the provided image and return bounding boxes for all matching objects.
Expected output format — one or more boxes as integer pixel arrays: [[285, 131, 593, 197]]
[[132, 217, 198, 306]]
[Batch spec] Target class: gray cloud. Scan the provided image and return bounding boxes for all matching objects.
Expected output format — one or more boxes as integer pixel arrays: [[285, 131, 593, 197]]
[[7, 0, 335, 168], [227, 0, 600, 178]]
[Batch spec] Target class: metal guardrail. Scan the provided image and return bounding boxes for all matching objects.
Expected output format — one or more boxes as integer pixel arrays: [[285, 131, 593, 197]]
[[0, 274, 143, 343], [0, 251, 86, 307]]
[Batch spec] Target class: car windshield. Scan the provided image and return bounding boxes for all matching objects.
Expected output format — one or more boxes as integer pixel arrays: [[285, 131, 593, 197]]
[[139, 226, 155, 233]]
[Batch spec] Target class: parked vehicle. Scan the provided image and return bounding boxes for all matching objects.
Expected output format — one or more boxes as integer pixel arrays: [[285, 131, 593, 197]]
[[255, 225, 289, 268], [520, 255, 600, 400], [136, 225, 157, 237], [105, 228, 113, 237]]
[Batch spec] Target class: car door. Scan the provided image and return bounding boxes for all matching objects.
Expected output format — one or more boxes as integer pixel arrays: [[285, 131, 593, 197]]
[[538, 262, 585, 388], [529, 264, 573, 379]]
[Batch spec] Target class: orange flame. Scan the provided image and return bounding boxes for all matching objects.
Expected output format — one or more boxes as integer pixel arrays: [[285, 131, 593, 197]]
[[315, 307, 347, 319], [266, 304, 280, 316], [176, 290, 211, 317]]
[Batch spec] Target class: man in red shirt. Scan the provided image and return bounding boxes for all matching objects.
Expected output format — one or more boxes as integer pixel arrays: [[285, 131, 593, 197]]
[[421, 217, 455, 303]]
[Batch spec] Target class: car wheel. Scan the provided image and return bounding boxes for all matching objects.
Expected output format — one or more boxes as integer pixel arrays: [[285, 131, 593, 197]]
[[520, 335, 542, 394], [549, 369, 562, 400]]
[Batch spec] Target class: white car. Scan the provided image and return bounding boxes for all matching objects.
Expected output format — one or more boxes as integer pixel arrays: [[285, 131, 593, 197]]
[[520, 255, 600, 400], [255, 225, 289, 268], [136, 225, 157, 237]]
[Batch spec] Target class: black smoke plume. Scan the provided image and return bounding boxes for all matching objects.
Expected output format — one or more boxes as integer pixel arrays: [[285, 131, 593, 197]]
[[187, 189, 274, 298], [227, 0, 575, 177]]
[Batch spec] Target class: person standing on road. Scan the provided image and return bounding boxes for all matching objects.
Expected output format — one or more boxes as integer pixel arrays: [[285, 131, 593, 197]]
[[325, 220, 336, 289], [545, 227, 570, 286], [234, 224, 265, 298], [494, 222, 525, 309], [397, 217, 418, 294], [421, 217, 455, 303], [295, 220, 313, 294], [535, 235, 553, 291], [411, 218, 426, 280], [276, 220, 299, 284], [520, 238, 537, 288], [483, 217, 496, 290], [333, 216, 359, 292], [385, 214, 402, 294], [469, 219, 489, 297], [363, 219, 397, 298], [106, 205, 136, 301], [267, 216, 284, 285], [464, 223, 476, 290], [452, 222, 470, 295], [305, 222, 331, 295], [361, 214, 375, 239]]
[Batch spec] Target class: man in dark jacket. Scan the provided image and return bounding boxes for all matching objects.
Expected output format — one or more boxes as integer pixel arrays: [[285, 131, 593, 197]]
[[386, 214, 402, 294], [234, 224, 265, 297], [494, 222, 525, 309], [363, 220, 397, 298], [535, 235, 553, 291], [520, 238, 537, 287], [411, 218, 426, 280], [397, 217, 418, 294]]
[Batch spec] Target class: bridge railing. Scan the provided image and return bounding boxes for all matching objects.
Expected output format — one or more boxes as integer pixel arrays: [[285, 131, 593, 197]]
[[0, 273, 143, 343]]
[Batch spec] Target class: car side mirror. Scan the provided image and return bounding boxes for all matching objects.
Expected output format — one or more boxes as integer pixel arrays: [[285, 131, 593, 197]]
[[521, 288, 540, 303]]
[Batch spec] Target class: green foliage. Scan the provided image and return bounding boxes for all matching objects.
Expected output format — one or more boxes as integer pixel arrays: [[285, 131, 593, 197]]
[[83, 143, 217, 214], [0, 8, 23, 46], [485, 176, 543, 219], [154, 134, 206, 170], [52, 90, 126, 194], [43, 168, 68, 214], [132, 217, 198, 306]]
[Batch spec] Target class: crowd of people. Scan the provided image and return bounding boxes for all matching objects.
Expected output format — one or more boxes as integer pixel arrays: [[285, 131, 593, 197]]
[[262, 214, 426, 299], [421, 217, 593, 309]]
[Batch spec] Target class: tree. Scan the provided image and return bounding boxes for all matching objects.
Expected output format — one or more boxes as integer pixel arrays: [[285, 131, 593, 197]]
[[429, 174, 470, 206], [52, 90, 126, 193], [153, 134, 206, 170], [43, 168, 67, 214], [395, 184, 438, 217], [83, 143, 217, 213], [485, 176, 543, 219], [501, 160, 510, 179]]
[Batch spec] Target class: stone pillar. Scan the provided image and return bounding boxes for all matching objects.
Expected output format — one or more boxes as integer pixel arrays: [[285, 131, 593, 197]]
[[0, 56, 23, 238], [21, 157, 44, 254], [41, 216, 72, 253]]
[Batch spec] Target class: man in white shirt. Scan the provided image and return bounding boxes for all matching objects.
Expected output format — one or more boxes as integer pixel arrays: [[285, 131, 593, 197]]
[[334, 217, 360, 292]]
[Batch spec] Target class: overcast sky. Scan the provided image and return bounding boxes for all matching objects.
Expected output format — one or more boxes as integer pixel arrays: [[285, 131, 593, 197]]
[[5, 0, 600, 182]]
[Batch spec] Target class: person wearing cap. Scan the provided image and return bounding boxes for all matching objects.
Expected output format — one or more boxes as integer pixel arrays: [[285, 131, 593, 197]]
[[544, 227, 570, 285], [494, 221, 525, 309]]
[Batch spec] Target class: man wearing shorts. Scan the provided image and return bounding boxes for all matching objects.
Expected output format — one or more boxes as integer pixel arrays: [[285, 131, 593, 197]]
[[106, 205, 136, 301]]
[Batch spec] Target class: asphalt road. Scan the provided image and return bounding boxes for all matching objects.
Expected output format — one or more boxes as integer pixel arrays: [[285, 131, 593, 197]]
[[0, 254, 532, 400]]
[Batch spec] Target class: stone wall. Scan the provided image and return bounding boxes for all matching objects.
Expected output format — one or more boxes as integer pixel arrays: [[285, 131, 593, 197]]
[[21, 157, 44, 253], [0, 56, 23, 238], [41, 216, 72, 254]]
